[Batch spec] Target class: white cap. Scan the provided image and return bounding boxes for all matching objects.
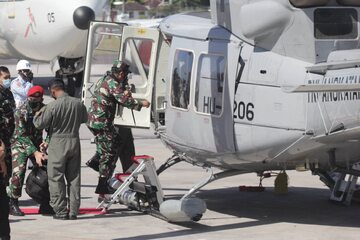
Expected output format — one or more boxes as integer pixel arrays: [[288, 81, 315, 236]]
[[16, 60, 32, 71]]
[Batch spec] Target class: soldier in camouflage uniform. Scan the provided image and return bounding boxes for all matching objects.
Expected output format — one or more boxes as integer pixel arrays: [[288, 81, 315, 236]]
[[6, 86, 52, 216], [0, 66, 15, 177], [87, 61, 150, 194], [0, 66, 14, 240]]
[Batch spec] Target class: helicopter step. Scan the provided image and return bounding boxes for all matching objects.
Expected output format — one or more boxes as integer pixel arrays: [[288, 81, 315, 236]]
[[329, 163, 360, 205], [97, 155, 206, 222], [97, 155, 164, 213]]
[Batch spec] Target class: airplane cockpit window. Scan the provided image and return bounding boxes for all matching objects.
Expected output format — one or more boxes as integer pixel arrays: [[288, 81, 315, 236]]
[[171, 49, 193, 109], [195, 54, 225, 116], [314, 8, 358, 39]]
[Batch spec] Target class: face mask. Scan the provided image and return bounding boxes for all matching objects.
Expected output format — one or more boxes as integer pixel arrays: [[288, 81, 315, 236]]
[[20, 71, 33, 82], [29, 101, 42, 110], [2, 78, 11, 89]]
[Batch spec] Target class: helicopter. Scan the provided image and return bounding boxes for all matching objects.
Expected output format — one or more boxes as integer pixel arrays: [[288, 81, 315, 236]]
[[82, 0, 360, 222]]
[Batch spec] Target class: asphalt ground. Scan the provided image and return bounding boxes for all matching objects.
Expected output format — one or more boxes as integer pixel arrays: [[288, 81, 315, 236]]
[[1, 62, 360, 240]]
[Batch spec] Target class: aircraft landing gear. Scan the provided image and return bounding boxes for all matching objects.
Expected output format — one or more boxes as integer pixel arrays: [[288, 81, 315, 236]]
[[156, 154, 182, 175], [55, 70, 83, 97], [56, 57, 84, 97]]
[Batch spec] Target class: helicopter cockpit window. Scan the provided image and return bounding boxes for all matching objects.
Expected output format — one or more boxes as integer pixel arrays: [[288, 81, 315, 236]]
[[195, 54, 225, 116], [171, 49, 193, 109], [314, 8, 358, 39]]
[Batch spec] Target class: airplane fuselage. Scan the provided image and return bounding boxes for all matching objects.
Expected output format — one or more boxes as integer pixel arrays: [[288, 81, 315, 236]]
[[0, 0, 108, 61]]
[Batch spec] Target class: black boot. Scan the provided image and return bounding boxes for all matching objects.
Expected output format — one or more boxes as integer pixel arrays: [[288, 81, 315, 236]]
[[39, 203, 55, 215], [95, 177, 115, 194], [86, 153, 100, 172], [9, 198, 25, 216]]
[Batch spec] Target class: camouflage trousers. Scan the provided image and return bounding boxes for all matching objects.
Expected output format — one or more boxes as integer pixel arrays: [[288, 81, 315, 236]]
[[0, 134, 13, 178], [6, 145, 31, 199], [88, 125, 119, 178]]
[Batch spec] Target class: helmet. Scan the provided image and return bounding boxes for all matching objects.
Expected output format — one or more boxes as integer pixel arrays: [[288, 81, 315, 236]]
[[111, 60, 131, 74], [16, 60, 32, 71]]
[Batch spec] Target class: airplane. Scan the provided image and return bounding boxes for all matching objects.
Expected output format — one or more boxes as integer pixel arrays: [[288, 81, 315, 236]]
[[0, 0, 110, 95], [115, 13, 163, 28], [82, 0, 360, 222]]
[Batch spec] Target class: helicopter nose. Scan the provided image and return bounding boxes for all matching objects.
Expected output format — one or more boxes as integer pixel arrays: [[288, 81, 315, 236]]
[[73, 6, 95, 30]]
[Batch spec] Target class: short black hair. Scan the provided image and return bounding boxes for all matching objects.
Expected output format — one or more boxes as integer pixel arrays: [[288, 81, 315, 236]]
[[0, 66, 10, 73], [49, 78, 65, 90]]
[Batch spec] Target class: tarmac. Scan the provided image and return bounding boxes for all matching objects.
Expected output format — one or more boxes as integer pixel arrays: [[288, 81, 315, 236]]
[[2, 63, 360, 240]]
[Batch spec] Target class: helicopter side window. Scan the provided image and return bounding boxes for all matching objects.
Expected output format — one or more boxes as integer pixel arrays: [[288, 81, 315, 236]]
[[314, 8, 358, 39], [171, 49, 193, 109], [195, 54, 225, 116]]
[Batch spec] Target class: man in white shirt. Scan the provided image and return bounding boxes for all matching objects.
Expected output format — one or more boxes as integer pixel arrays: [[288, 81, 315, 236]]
[[11, 60, 34, 108]]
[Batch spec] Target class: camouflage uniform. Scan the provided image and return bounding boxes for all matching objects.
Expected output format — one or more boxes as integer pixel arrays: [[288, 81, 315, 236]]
[[0, 86, 14, 238], [87, 74, 142, 178], [0, 86, 15, 177], [6, 102, 45, 199]]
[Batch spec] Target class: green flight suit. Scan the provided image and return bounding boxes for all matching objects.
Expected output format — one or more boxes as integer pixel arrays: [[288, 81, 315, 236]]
[[34, 93, 87, 217]]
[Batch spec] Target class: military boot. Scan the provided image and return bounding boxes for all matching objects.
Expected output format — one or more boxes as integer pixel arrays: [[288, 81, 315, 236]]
[[39, 202, 55, 215], [9, 198, 25, 216], [86, 153, 100, 172], [95, 177, 115, 194]]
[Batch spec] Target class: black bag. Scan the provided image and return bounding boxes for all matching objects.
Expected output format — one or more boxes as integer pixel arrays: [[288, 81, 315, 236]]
[[25, 166, 50, 204]]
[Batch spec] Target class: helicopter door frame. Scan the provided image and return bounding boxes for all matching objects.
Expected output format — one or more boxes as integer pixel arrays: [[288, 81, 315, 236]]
[[114, 26, 160, 128], [82, 22, 161, 129], [82, 21, 126, 107]]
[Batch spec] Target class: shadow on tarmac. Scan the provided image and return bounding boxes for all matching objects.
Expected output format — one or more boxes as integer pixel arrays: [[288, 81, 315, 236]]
[[200, 187, 360, 228]]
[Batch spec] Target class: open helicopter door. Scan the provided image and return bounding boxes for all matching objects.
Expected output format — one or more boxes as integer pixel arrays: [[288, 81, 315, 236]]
[[115, 26, 161, 128], [82, 21, 126, 109], [82, 22, 161, 129]]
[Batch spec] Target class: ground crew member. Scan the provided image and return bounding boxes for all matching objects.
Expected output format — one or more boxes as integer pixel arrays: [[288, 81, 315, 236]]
[[6, 86, 51, 216], [0, 66, 15, 177], [0, 139, 10, 240], [11, 59, 34, 108], [87, 61, 150, 195], [34, 79, 88, 220]]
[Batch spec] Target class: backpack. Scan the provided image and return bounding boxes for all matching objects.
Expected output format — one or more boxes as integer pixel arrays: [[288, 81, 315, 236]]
[[25, 166, 50, 204]]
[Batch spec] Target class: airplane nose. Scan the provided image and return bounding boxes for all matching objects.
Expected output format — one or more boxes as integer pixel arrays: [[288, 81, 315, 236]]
[[73, 6, 95, 30]]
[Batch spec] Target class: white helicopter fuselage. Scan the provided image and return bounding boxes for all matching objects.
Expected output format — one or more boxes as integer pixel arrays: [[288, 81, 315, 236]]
[[157, 0, 360, 173], [82, 0, 360, 221], [0, 0, 108, 62], [82, 0, 360, 220]]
